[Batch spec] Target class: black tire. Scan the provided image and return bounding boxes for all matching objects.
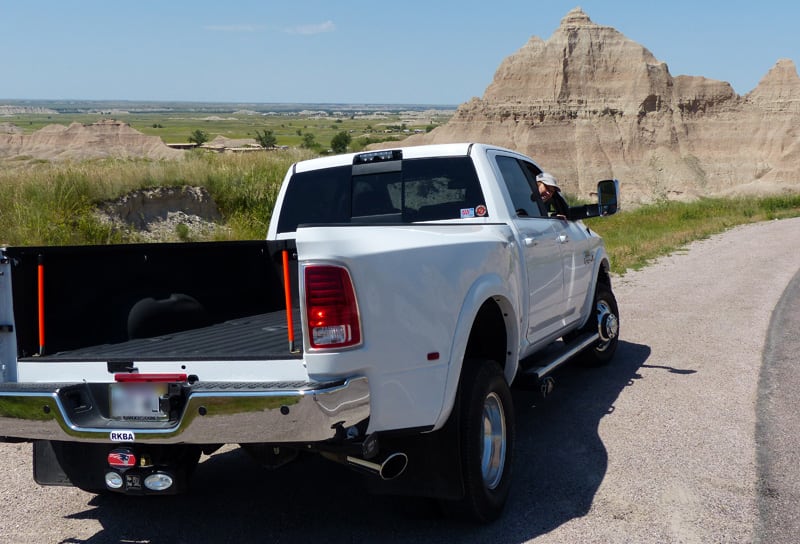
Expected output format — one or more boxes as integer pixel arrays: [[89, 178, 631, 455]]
[[441, 360, 515, 523], [579, 282, 620, 366]]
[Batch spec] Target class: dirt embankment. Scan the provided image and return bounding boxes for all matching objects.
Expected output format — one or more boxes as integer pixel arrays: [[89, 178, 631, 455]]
[[0, 119, 184, 162], [96, 186, 229, 242]]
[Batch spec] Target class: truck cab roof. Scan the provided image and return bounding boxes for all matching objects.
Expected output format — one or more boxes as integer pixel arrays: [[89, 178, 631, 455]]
[[293, 143, 501, 173]]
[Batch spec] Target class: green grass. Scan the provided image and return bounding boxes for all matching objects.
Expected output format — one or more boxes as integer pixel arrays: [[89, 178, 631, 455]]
[[585, 195, 800, 274], [0, 150, 310, 246]]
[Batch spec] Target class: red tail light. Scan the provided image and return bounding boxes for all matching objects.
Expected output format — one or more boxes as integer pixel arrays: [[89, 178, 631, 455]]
[[304, 265, 361, 349]]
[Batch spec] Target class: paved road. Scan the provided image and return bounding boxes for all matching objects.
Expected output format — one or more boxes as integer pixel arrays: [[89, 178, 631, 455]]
[[757, 264, 800, 543], [1, 217, 799, 543]]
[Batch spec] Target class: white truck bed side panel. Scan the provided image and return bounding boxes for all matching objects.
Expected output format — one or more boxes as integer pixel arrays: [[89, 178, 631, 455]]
[[295, 223, 521, 432]]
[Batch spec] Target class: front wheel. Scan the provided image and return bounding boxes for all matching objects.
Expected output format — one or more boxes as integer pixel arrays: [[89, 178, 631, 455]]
[[441, 361, 515, 523], [581, 283, 620, 366]]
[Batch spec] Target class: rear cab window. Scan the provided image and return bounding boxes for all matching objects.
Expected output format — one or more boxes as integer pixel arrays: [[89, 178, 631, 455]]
[[276, 151, 489, 234]]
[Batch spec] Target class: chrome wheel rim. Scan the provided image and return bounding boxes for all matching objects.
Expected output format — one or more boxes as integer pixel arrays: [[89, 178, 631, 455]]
[[596, 300, 619, 351], [481, 392, 507, 490]]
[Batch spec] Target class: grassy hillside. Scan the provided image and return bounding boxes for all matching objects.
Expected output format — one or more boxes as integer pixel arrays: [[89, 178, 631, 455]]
[[0, 150, 308, 246]]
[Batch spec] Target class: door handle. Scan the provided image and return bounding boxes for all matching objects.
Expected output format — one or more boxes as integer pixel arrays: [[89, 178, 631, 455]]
[[557, 234, 569, 244]]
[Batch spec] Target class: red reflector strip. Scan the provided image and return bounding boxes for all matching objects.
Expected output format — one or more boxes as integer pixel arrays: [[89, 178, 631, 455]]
[[114, 373, 187, 383], [427, 352, 440, 361]]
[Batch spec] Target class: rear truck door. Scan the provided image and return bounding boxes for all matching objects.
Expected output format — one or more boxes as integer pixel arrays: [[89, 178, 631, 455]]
[[555, 218, 593, 325], [489, 152, 567, 343]]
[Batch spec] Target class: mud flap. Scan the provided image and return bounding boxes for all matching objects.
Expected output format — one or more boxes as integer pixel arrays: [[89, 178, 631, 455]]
[[36, 440, 112, 492], [365, 410, 465, 500], [33, 440, 72, 486]]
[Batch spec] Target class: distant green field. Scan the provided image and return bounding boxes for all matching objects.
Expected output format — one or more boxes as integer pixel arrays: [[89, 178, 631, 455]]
[[3, 111, 450, 150]]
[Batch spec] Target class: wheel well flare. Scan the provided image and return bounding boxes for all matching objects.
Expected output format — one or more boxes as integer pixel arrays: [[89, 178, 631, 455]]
[[465, 299, 508, 372]]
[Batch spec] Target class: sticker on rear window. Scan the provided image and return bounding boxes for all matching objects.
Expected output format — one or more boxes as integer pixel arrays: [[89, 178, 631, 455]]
[[476, 205, 487, 217], [460, 208, 475, 218]]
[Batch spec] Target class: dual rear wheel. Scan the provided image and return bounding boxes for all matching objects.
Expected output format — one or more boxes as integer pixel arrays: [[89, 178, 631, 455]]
[[441, 361, 515, 523]]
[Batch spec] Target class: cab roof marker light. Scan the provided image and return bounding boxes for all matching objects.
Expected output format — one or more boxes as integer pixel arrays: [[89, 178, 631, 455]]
[[353, 149, 402, 165]]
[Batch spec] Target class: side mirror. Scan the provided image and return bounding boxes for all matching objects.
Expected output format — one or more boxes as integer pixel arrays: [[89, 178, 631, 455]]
[[596, 179, 619, 216], [565, 179, 620, 220]]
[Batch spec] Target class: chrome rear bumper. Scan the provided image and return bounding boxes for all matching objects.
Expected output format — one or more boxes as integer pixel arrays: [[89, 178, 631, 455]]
[[0, 377, 369, 444]]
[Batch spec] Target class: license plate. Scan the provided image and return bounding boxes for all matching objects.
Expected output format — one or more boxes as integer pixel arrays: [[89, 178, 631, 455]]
[[110, 383, 168, 421]]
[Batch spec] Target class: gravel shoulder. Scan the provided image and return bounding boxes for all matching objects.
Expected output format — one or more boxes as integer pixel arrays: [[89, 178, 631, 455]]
[[1, 217, 799, 543]]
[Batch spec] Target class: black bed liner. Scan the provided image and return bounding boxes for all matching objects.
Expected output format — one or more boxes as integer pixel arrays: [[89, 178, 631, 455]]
[[5, 240, 300, 361], [21, 309, 303, 363]]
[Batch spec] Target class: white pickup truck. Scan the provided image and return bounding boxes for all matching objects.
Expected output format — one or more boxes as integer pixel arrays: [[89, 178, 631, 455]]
[[0, 143, 619, 521]]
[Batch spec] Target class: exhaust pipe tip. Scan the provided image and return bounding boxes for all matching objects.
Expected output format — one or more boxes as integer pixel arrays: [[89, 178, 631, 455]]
[[378, 452, 408, 481], [345, 452, 408, 481]]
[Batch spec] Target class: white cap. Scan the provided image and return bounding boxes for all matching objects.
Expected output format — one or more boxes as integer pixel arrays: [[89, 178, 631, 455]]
[[536, 172, 561, 192]]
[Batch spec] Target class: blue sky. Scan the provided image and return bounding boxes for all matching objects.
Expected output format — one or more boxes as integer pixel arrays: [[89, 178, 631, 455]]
[[1, 1, 797, 105]]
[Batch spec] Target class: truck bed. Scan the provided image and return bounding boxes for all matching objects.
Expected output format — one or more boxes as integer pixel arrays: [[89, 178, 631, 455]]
[[4, 240, 298, 361], [19, 309, 303, 362]]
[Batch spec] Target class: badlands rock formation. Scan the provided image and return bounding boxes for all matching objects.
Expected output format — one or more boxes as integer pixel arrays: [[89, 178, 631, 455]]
[[388, 8, 800, 204], [0, 119, 183, 161]]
